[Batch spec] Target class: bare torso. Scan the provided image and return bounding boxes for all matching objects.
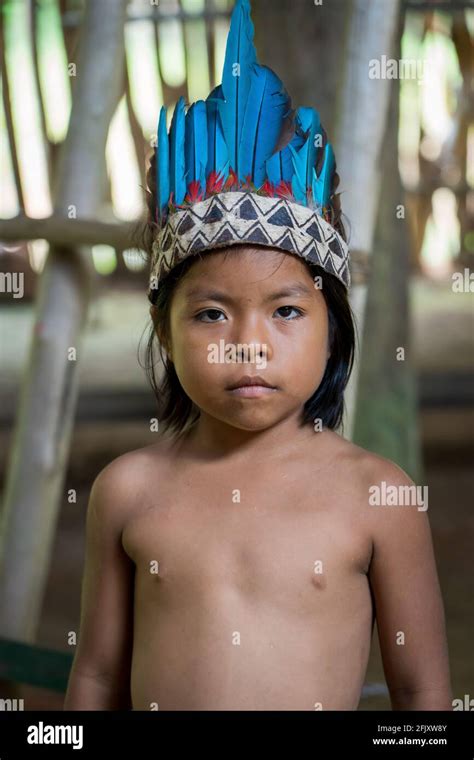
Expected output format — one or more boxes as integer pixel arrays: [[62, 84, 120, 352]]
[[121, 429, 375, 710]]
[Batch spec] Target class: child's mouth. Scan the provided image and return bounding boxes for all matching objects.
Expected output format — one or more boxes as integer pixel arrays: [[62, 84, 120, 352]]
[[227, 385, 278, 398]]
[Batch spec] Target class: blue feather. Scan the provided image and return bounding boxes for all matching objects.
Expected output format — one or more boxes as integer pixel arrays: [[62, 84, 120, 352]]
[[266, 122, 306, 185], [289, 107, 322, 205], [185, 100, 208, 194], [238, 64, 290, 186], [156, 0, 335, 216], [206, 85, 230, 183], [218, 0, 257, 178], [169, 96, 187, 205], [157, 105, 170, 217], [265, 152, 283, 185], [312, 142, 335, 208]]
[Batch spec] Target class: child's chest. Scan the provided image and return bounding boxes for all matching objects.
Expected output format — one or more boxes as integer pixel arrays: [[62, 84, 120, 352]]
[[122, 459, 373, 614]]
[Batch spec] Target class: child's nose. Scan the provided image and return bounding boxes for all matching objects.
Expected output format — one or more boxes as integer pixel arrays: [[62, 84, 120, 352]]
[[231, 316, 273, 361]]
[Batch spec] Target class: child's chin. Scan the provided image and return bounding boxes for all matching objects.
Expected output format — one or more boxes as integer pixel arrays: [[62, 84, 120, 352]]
[[218, 410, 285, 432]]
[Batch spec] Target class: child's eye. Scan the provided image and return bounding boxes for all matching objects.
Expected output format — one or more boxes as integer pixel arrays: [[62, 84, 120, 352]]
[[195, 308, 226, 322], [275, 305, 304, 320], [194, 306, 304, 322]]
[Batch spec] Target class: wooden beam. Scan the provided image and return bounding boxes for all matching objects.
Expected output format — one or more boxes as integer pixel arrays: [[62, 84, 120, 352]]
[[61, 8, 232, 30], [0, 214, 137, 250], [403, 1, 471, 9]]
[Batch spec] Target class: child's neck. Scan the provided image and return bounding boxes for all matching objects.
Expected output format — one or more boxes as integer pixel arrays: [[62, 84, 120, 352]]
[[176, 411, 322, 464]]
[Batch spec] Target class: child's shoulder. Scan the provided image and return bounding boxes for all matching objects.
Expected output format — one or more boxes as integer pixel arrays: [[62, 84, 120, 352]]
[[88, 439, 174, 516], [320, 431, 422, 529], [322, 429, 416, 490]]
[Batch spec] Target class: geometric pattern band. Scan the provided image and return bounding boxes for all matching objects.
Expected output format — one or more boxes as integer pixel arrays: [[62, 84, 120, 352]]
[[149, 190, 350, 298]]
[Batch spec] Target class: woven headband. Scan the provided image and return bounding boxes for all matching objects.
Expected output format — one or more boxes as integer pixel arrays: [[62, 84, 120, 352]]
[[148, 0, 350, 301]]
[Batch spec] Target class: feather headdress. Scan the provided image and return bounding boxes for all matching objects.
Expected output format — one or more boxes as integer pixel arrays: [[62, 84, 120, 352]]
[[149, 0, 350, 299]]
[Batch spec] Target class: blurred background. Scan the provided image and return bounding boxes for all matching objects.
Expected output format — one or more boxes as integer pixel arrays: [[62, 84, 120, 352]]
[[0, 0, 472, 710]]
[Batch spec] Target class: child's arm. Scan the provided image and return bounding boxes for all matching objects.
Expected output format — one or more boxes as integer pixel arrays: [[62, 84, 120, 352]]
[[64, 460, 135, 710], [367, 461, 452, 711]]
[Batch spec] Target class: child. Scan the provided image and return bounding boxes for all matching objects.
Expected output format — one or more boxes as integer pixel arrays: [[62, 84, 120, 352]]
[[64, 0, 451, 711]]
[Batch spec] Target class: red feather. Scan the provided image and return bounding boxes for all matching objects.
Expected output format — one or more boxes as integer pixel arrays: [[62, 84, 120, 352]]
[[185, 180, 205, 204], [275, 180, 294, 200], [167, 191, 177, 213], [224, 168, 239, 191], [259, 179, 275, 197], [241, 174, 256, 191], [206, 170, 225, 195]]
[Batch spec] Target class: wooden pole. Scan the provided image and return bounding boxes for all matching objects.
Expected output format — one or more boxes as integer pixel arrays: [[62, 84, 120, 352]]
[[0, 0, 129, 642], [334, 0, 401, 439], [0, 11, 25, 211], [352, 11, 423, 483]]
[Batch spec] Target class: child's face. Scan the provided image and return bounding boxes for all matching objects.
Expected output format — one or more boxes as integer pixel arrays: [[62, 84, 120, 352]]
[[158, 246, 330, 432]]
